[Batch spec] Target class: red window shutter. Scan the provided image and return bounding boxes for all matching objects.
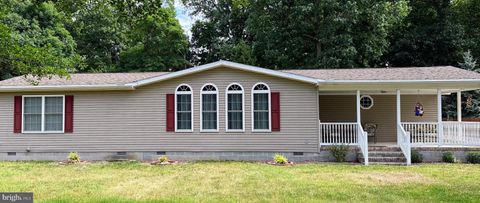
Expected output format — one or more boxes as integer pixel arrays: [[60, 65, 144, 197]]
[[271, 92, 280, 131], [64, 95, 74, 133], [166, 94, 175, 131], [13, 96, 22, 133]]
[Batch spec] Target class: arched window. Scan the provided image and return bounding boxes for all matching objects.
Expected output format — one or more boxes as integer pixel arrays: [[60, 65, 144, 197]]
[[252, 83, 271, 131], [175, 84, 193, 131], [226, 83, 244, 131], [200, 84, 218, 131]]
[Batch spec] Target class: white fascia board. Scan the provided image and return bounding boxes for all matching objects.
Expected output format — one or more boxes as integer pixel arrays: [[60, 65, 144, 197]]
[[321, 79, 480, 84], [318, 80, 480, 91], [128, 60, 321, 87], [0, 85, 135, 92]]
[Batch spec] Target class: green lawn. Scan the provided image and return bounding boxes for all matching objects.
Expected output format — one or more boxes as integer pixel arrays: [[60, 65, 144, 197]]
[[1, 161, 479, 202]]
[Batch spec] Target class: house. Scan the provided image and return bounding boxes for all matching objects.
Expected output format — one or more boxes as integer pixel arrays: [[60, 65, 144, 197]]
[[1, 60, 480, 165]]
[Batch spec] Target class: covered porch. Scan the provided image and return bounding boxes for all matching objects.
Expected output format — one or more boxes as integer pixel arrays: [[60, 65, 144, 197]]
[[318, 89, 480, 165]]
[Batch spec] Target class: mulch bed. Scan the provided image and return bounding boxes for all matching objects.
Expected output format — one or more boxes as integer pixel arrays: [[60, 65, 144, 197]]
[[150, 160, 179, 165], [266, 161, 294, 166], [57, 160, 91, 165]]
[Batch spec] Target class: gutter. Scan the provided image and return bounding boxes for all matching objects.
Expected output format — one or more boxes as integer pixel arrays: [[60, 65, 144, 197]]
[[0, 84, 135, 92], [320, 79, 480, 84]]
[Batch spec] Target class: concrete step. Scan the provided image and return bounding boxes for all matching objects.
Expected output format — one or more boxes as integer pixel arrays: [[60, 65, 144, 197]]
[[367, 146, 402, 152], [366, 161, 407, 165], [360, 151, 405, 158], [359, 146, 408, 165], [369, 156, 406, 162]]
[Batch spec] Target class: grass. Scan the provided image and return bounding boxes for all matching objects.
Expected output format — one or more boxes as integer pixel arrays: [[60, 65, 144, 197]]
[[1, 161, 480, 202]]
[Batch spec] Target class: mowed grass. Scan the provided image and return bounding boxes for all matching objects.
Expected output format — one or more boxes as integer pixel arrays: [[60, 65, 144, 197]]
[[1, 161, 479, 202]]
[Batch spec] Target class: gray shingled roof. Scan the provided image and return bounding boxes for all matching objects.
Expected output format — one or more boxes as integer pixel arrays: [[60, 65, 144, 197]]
[[0, 72, 168, 86], [282, 66, 480, 81], [1, 65, 479, 87]]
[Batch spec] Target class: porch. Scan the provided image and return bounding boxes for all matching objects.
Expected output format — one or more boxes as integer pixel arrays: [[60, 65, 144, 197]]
[[318, 89, 480, 165]]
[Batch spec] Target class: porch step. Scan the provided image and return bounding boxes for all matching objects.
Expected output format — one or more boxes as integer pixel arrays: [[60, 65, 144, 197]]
[[368, 146, 402, 152], [358, 146, 408, 165]]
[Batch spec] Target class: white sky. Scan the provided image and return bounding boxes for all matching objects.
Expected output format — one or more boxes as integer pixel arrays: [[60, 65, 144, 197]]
[[174, 1, 198, 37]]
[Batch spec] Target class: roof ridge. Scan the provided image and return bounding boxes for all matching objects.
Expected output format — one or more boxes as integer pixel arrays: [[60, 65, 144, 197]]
[[281, 66, 459, 71]]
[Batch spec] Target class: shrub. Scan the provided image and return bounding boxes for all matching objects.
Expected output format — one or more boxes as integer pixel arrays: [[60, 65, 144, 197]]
[[328, 145, 350, 162], [411, 150, 423, 163], [158, 156, 169, 163], [68, 152, 80, 162], [442, 152, 456, 163], [466, 152, 480, 164], [273, 154, 288, 164]]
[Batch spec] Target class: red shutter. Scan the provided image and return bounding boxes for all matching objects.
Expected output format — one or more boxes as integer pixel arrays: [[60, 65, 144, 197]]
[[271, 92, 280, 131], [166, 94, 175, 131], [13, 96, 22, 133], [64, 95, 74, 133]]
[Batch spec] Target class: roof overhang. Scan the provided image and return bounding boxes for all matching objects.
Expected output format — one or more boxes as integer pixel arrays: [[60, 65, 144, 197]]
[[127, 60, 320, 87], [318, 80, 480, 91], [0, 85, 135, 92]]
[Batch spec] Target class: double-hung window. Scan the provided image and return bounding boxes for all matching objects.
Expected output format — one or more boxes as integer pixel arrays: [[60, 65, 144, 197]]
[[175, 84, 193, 131], [252, 83, 271, 131], [201, 84, 218, 131], [23, 95, 64, 133], [226, 83, 244, 131]]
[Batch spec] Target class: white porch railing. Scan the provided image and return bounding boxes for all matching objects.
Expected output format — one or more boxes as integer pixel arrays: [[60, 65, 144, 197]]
[[397, 124, 411, 165], [443, 122, 480, 146], [401, 122, 438, 145], [319, 122, 358, 145], [319, 122, 368, 165], [401, 122, 480, 146], [357, 123, 369, 165]]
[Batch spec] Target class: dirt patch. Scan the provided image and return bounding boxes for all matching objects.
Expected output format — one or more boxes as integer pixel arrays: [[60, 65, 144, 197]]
[[350, 171, 434, 185]]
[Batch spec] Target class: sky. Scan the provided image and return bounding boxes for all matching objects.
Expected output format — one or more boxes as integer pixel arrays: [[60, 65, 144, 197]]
[[174, 1, 197, 37]]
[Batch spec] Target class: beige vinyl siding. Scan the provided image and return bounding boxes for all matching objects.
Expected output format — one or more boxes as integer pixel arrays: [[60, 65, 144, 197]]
[[319, 95, 437, 142], [0, 66, 319, 152]]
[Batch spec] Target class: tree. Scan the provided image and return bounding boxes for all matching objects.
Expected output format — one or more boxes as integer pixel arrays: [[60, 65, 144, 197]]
[[119, 8, 189, 72], [69, 0, 125, 72], [247, 0, 409, 69], [452, 0, 480, 63], [385, 0, 466, 67], [185, 0, 408, 69], [0, 0, 81, 81], [59, 0, 188, 72], [459, 50, 478, 71], [184, 0, 253, 65]]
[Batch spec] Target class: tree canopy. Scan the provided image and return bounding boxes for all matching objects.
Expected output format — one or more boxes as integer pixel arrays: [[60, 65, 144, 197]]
[[1, 0, 480, 117]]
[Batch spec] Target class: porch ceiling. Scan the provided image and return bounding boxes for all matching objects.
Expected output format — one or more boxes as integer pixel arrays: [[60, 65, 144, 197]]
[[318, 89, 461, 95]]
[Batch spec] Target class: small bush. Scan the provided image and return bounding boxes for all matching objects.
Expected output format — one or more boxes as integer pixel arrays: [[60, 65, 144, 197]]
[[158, 156, 169, 163], [411, 150, 423, 163], [442, 152, 456, 163], [328, 145, 350, 162], [466, 152, 480, 164], [68, 152, 80, 162], [273, 154, 288, 164]]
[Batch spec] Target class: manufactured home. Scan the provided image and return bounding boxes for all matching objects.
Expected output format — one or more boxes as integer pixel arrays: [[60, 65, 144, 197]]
[[1, 61, 480, 165]]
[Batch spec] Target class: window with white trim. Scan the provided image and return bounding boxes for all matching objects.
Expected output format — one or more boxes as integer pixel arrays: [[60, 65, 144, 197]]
[[175, 84, 193, 131], [360, 95, 374, 109], [23, 96, 64, 133], [201, 84, 218, 131], [252, 83, 270, 131], [226, 83, 244, 131]]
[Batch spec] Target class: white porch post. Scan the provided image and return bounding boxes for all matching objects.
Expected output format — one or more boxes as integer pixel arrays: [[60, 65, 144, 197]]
[[356, 90, 361, 124], [396, 90, 401, 144], [437, 89, 443, 146], [457, 91, 463, 146], [457, 91, 462, 122]]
